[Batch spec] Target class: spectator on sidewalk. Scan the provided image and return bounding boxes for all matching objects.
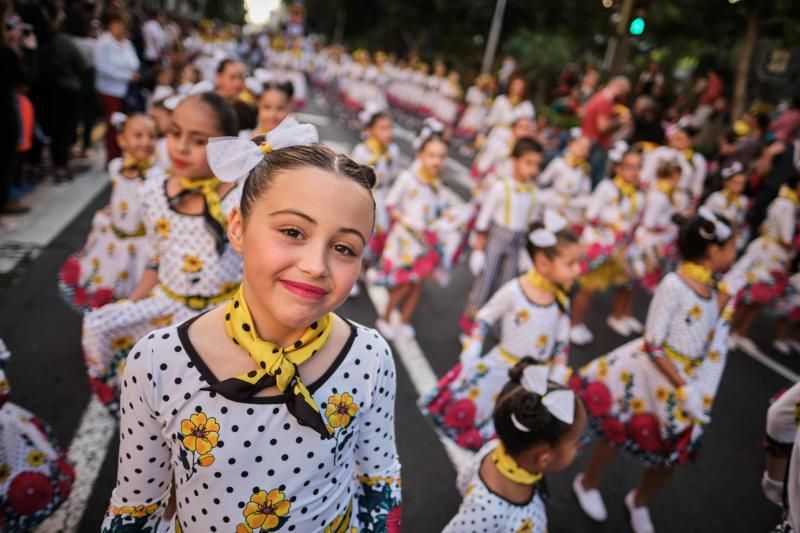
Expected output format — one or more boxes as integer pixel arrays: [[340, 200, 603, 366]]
[[95, 9, 139, 162], [580, 75, 631, 187], [66, 2, 100, 159], [142, 9, 166, 68]]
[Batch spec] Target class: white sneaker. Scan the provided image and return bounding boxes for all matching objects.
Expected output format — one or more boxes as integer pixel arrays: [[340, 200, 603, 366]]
[[570, 324, 594, 346], [607, 316, 632, 337], [624, 490, 655, 533], [572, 474, 607, 522], [375, 319, 395, 340], [773, 339, 791, 356], [762, 471, 784, 506], [399, 323, 416, 338], [625, 316, 644, 334], [787, 339, 800, 354], [348, 283, 361, 298]]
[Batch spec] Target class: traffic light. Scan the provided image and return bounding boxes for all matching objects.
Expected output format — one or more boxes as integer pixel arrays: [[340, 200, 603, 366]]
[[629, 16, 645, 35]]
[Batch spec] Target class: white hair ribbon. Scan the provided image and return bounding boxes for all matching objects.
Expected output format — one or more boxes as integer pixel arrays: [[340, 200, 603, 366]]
[[207, 116, 319, 183], [514, 365, 575, 427], [244, 77, 263, 96], [608, 140, 630, 164], [529, 209, 568, 248], [254, 68, 275, 84], [413, 117, 445, 151], [510, 101, 535, 124], [698, 206, 732, 241], [569, 127, 583, 140], [110, 112, 129, 131], [721, 161, 744, 179], [358, 101, 387, 126], [164, 80, 216, 110], [151, 86, 175, 107]]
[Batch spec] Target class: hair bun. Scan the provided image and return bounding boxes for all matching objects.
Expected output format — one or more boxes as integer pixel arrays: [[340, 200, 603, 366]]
[[508, 357, 539, 382], [360, 164, 377, 189]]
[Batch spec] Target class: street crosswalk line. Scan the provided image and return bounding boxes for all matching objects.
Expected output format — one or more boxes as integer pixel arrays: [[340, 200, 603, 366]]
[[34, 397, 116, 533], [736, 341, 799, 382]]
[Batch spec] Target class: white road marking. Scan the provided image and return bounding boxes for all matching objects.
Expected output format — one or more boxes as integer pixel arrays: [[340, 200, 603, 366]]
[[295, 112, 332, 127], [736, 342, 799, 382], [35, 398, 116, 533]]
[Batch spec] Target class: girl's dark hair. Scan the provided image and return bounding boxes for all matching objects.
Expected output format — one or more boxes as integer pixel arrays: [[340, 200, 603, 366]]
[[184, 92, 239, 137], [366, 111, 391, 129], [511, 137, 542, 159], [677, 212, 733, 261], [216, 58, 241, 75], [656, 159, 680, 180], [116, 112, 154, 133], [260, 80, 294, 101], [786, 170, 799, 190], [525, 225, 579, 261], [240, 143, 376, 221], [493, 358, 581, 455], [102, 8, 126, 28], [417, 131, 449, 153]]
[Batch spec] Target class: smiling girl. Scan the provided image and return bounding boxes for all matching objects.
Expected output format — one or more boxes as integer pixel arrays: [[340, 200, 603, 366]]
[[81, 93, 243, 417], [101, 125, 401, 532]]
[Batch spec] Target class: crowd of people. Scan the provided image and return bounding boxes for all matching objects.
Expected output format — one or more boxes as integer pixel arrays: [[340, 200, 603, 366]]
[[1, 1, 799, 532]]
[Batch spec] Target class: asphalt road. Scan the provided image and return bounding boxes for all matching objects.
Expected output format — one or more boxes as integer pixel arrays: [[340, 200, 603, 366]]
[[0, 93, 796, 532]]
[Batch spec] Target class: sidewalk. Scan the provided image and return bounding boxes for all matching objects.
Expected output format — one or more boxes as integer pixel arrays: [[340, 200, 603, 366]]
[[0, 159, 109, 276]]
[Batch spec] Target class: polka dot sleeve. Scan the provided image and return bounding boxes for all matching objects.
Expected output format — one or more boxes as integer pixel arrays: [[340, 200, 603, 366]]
[[692, 298, 733, 415], [101, 336, 172, 530], [643, 274, 682, 359], [354, 335, 402, 532]]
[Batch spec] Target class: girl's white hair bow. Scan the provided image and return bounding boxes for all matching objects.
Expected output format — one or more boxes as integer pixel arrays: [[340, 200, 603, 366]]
[[110, 112, 128, 131], [164, 80, 216, 110], [721, 161, 744, 179], [510, 101, 535, 123], [528, 209, 568, 248], [412, 117, 446, 151], [358, 101, 387, 126], [698, 206, 732, 242], [608, 140, 630, 164], [206, 116, 319, 183], [511, 365, 576, 432]]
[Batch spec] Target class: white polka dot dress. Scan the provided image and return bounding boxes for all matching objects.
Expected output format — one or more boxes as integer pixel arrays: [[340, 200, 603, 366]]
[[102, 317, 402, 532], [442, 441, 548, 533], [573, 273, 732, 468], [420, 279, 570, 451], [625, 185, 680, 292], [58, 159, 158, 313], [82, 173, 243, 418], [536, 156, 592, 228]]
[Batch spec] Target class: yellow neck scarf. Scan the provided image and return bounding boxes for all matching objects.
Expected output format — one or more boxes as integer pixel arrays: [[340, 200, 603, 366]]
[[526, 269, 569, 311], [179, 177, 226, 230], [722, 189, 743, 208], [678, 261, 727, 294], [613, 175, 639, 214], [490, 442, 542, 485], [655, 178, 674, 197], [779, 185, 799, 207], [121, 155, 155, 176], [565, 153, 590, 174], [417, 166, 439, 186], [508, 94, 521, 106], [366, 137, 389, 166], [208, 285, 334, 438]]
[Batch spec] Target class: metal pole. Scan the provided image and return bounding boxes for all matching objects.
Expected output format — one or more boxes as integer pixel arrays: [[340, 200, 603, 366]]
[[481, 0, 508, 75], [610, 0, 634, 74]]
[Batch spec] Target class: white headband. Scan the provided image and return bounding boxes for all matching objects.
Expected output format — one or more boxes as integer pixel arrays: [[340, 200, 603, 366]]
[[510, 101, 535, 123], [511, 365, 575, 431], [698, 206, 732, 241], [165, 80, 217, 110], [721, 161, 744, 179], [413, 117, 445, 151], [110, 112, 128, 131], [151, 85, 175, 107], [206, 116, 319, 183], [359, 101, 387, 126], [608, 140, 630, 164], [529, 210, 568, 248]]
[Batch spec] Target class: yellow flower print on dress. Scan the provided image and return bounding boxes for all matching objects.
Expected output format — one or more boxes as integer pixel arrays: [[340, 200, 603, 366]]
[[236, 488, 291, 532], [0, 463, 9, 483], [324, 500, 356, 533], [619, 371, 632, 385], [708, 349, 721, 362], [476, 362, 488, 375], [687, 305, 702, 322], [468, 386, 480, 400], [118, 271, 129, 281], [655, 387, 670, 403], [219, 281, 239, 294], [91, 257, 100, 269], [127, 243, 137, 255], [110, 336, 135, 351], [515, 518, 534, 533], [325, 393, 359, 429], [180, 412, 220, 456], [535, 334, 549, 349], [109, 503, 159, 518], [674, 407, 691, 425], [181, 255, 203, 273], [150, 314, 174, 327], [515, 309, 530, 324], [630, 397, 645, 414], [119, 201, 129, 213], [155, 217, 170, 239], [107, 242, 116, 254], [27, 450, 46, 467], [92, 274, 103, 285], [703, 395, 713, 410]]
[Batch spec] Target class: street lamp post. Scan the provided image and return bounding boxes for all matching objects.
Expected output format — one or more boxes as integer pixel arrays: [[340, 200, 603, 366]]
[[481, 0, 508, 75]]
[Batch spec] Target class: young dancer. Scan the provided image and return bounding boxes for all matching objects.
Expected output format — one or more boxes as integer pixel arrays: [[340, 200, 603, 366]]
[[536, 135, 592, 234], [59, 113, 158, 312], [81, 93, 244, 417], [570, 146, 645, 344], [461, 138, 544, 333], [571, 210, 739, 533], [372, 121, 449, 339], [702, 161, 749, 250], [422, 212, 581, 450], [102, 126, 401, 532], [443, 359, 586, 533], [250, 80, 294, 136]]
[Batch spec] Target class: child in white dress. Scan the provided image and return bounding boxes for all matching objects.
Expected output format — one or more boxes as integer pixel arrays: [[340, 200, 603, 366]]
[[102, 125, 402, 532], [572, 210, 740, 533], [443, 359, 586, 533], [59, 113, 158, 312], [536, 135, 592, 233], [702, 161, 749, 250], [421, 213, 581, 450], [81, 93, 244, 417]]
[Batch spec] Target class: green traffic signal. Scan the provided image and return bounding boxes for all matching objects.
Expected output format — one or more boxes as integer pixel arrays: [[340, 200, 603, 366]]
[[629, 16, 645, 35]]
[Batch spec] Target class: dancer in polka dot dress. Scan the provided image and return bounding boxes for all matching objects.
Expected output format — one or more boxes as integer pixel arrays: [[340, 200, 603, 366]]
[[82, 94, 244, 418], [571, 211, 740, 533], [443, 359, 586, 533], [422, 213, 581, 451], [59, 113, 159, 313], [535, 135, 592, 234], [102, 132, 400, 531]]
